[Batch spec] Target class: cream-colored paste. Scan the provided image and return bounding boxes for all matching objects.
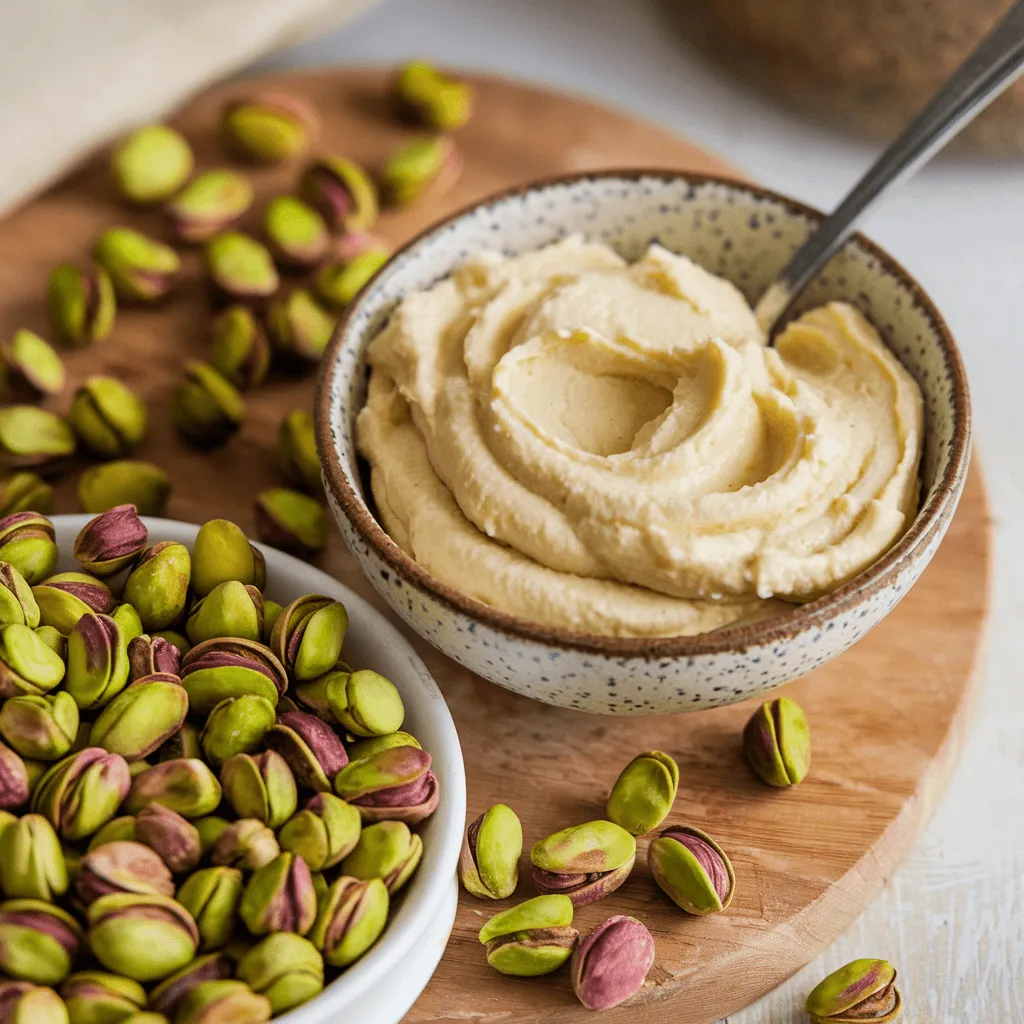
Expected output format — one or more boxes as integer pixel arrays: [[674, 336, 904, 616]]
[[357, 239, 923, 637]]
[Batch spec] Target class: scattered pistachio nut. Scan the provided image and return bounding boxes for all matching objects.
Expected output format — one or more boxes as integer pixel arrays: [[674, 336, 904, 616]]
[[167, 169, 255, 243], [606, 750, 679, 836], [78, 460, 172, 517], [0, 473, 54, 517], [254, 489, 326, 559], [312, 240, 390, 309], [46, 263, 116, 347], [264, 195, 329, 268], [648, 823, 735, 916], [478, 894, 578, 977], [266, 289, 335, 365], [459, 803, 522, 899], [531, 820, 636, 906], [68, 376, 148, 458], [94, 227, 180, 302], [172, 361, 246, 448], [0, 330, 65, 401], [111, 124, 193, 203], [395, 60, 474, 129], [222, 93, 318, 163], [0, 407, 76, 470], [806, 959, 903, 1023], [276, 410, 322, 495], [210, 306, 271, 390], [299, 156, 378, 232], [0, 513, 59, 585], [571, 915, 656, 1011], [205, 232, 279, 305], [380, 136, 461, 206], [743, 695, 811, 788]]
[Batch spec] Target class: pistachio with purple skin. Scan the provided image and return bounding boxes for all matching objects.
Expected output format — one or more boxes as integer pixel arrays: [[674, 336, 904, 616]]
[[395, 61, 474, 129], [147, 952, 233, 1017], [239, 852, 317, 936], [72, 506, 148, 578], [0, 330, 65, 404], [210, 306, 271, 391], [299, 156, 377, 232], [647, 824, 735, 916], [606, 750, 679, 837], [0, 813, 68, 901], [263, 195, 329, 268], [308, 876, 388, 968], [61, 971, 148, 1024], [157, 723, 202, 763], [0, 978, 72, 1023], [93, 228, 180, 303], [0, 692, 78, 761], [0, 513, 58, 587], [176, 979, 270, 1024], [172, 362, 247, 449], [380, 136, 461, 206], [46, 262, 116, 347], [210, 819, 280, 872], [341, 820, 421, 895], [127, 634, 181, 681], [88, 678, 188, 760], [122, 542, 191, 632], [0, 473, 53, 518], [33, 575, 115, 636], [263, 711, 347, 794], [86, 892, 199, 982], [222, 93, 317, 164], [278, 792, 361, 871], [204, 233, 279, 306], [571, 915, 656, 1010], [0, 741, 29, 809], [743, 696, 811, 789], [266, 289, 336, 366], [478, 894, 578, 977], [805, 959, 903, 1023], [312, 235, 390, 309], [220, 751, 297, 829], [531, 821, 636, 907], [459, 803, 521, 900], [63, 613, 129, 710], [75, 841, 174, 904], [135, 804, 201, 874], [269, 595, 347, 683], [186, 581, 264, 645], [0, 899, 83, 984], [175, 869, 243, 952], [199, 695, 275, 769], [31, 748, 131, 841], [125, 759, 222, 820], [333, 745, 438, 825], [167, 170, 254, 243], [180, 638, 286, 714]]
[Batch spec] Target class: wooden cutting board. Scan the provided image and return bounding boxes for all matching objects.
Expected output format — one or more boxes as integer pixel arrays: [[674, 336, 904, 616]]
[[0, 68, 991, 1023]]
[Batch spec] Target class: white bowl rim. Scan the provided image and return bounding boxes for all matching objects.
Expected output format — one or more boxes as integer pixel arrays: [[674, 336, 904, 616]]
[[49, 514, 466, 1020], [316, 168, 972, 659]]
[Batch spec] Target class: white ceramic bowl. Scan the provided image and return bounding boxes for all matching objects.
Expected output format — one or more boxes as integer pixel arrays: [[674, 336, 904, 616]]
[[50, 516, 466, 1024], [316, 171, 971, 716]]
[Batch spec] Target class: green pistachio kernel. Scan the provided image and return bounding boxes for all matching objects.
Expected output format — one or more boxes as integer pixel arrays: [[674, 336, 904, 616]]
[[111, 124, 194, 203]]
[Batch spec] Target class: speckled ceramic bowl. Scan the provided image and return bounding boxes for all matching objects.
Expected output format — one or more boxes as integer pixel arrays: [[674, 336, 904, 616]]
[[316, 172, 971, 716]]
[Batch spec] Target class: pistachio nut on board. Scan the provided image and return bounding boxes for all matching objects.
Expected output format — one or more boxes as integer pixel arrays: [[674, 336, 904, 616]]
[[0, 508, 439, 1020]]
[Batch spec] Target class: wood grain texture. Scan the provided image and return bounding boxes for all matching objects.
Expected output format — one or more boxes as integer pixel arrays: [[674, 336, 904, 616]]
[[0, 68, 991, 1023]]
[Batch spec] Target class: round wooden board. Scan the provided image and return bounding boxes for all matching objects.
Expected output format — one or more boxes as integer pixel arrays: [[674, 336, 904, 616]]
[[0, 69, 991, 1023]]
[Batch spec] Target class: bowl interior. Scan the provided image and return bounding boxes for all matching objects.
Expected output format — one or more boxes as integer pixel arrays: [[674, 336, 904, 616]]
[[50, 515, 466, 1022], [320, 172, 968, 646]]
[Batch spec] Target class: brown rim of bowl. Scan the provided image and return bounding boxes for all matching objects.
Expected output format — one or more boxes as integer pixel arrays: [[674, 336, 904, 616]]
[[316, 168, 972, 659]]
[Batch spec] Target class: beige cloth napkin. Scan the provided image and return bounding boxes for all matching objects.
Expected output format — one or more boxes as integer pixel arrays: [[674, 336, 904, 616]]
[[0, 0, 379, 214]]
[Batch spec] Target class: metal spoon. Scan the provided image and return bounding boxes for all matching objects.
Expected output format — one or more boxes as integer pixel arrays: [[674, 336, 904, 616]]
[[755, 0, 1024, 336]]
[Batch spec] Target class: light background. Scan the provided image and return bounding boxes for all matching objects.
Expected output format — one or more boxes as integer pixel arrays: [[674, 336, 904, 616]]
[[256, 1, 1024, 1019]]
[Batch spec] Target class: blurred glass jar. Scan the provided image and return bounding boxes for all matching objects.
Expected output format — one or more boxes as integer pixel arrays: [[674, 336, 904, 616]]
[[673, 0, 1024, 154]]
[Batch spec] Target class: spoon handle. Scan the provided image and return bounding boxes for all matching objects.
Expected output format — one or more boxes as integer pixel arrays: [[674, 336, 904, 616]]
[[755, 0, 1024, 335]]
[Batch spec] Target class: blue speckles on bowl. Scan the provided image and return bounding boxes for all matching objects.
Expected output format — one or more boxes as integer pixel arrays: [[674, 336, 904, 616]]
[[316, 171, 971, 716]]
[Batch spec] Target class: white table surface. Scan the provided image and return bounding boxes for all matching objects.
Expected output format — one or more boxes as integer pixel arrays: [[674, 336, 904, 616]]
[[256, 2, 1023, 1019]]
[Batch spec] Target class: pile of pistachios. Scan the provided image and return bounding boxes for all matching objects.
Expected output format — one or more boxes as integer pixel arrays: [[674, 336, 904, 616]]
[[0, 505, 439, 1023], [0, 62, 474, 562], [462, 704, 902, 1020]]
